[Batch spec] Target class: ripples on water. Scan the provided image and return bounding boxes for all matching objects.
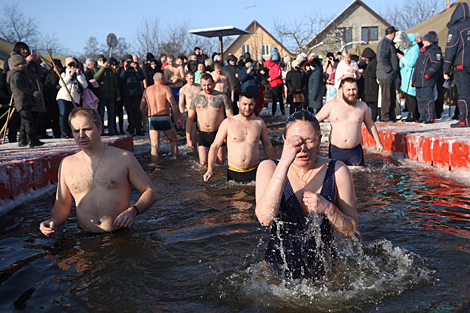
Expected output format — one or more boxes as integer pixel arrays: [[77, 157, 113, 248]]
[[1, 147, 470, 312]]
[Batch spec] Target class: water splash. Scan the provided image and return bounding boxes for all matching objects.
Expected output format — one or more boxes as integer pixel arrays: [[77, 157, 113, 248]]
[[219, 237, 434, 311]]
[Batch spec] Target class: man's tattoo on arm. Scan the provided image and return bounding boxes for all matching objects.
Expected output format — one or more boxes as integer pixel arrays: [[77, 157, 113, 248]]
[[223, 94, 232, 110]]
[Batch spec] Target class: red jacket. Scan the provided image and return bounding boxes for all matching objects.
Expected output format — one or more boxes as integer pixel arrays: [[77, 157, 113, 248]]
[[265, 60, 283, 87]]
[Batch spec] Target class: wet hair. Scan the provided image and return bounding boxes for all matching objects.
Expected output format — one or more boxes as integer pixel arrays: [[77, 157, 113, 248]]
[[153, 72, 163, 82], [186, 70, 195, 77], [167, 55, 174, 60], [239, 91, 254, 100], [13, 42, 30, 56], [201, 72, 213, 82], [340, 77, 357, 88], [68, 107, 102, 129], [284, 110, 320, 138]]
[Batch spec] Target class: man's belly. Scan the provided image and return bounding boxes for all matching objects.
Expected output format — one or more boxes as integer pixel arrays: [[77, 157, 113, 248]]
[[330, 130, 363, 149], [75, 191, 130, 233]]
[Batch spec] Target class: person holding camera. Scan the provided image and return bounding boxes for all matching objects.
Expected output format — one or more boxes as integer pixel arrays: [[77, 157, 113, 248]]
[[238, 58, 262, 98], [118, 54, 145, 136], [56, 57, 87, 138]]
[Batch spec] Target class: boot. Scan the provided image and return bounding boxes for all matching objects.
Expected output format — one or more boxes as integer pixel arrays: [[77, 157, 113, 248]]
[[403, 113, 416, 122]]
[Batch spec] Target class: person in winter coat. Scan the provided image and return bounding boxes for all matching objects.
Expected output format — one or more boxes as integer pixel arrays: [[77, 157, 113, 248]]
[[223, 54, 241, 114], [93, 55, 121, 136], [118, 54, 145, 135], [269, 46, 281, 64], [377, 26, 400, 122], [265, 60, 285, 115], [307, 58, 325, 114], [238, 58, 262, 97], [56, 57, 87, 138], [413, 30, 442, 123], [362, 48, 380, 121], [399, 33, 421, 122], [6, 54, 44, 147], [444, 2, 470, 127], [43, 59, 63, 138], [285, 60, 304, 114]]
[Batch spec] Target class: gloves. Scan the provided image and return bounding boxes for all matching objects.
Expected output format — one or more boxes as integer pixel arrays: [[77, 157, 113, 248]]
[[33, 91, 42, 98], [444, 73, 450, 80]]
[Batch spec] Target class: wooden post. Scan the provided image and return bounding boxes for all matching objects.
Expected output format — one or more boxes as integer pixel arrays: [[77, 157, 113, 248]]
[[46, 51, 77, 108], [1, 95, 14, 144]]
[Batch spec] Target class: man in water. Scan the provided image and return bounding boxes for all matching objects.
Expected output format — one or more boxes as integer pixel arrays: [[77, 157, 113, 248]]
[[179, 71, 201, 147], [141, 73, 182, 162], [39, 107, 158, 235], [203, 92, 274, 182], [186, 73, 233, 165], [315, 77, 383, 168]]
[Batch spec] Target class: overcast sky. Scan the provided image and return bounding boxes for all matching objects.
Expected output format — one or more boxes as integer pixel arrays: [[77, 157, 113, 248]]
[[2, 0, 448, 55]]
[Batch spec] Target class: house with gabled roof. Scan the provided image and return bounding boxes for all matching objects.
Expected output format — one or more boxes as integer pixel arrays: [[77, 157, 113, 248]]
[[305, 0, 390, 56], [223, 20, 296, 61]]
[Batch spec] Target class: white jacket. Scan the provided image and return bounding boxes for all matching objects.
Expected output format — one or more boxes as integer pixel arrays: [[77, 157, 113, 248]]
[[56, 68, 87, 103]]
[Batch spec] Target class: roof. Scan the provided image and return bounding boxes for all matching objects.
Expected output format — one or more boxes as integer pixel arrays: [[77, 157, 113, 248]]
[[189, 26, 250, 38], [0, 38, 14, 61], [223, 20, 294, 55], [406, 1, 469, 48], [305, 0, 390, 48]]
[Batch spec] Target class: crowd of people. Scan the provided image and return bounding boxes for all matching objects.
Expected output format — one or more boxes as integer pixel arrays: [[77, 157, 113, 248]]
[[6, 2, 470, 281]]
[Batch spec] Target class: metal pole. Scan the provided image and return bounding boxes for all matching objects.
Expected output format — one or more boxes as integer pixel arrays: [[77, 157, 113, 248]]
[[219, 36, 223, 61]]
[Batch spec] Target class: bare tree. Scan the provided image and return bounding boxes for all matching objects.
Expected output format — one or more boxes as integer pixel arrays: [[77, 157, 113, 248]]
[[0, 4, 38, 44], [273, 13, 333, 54], [134, 17, 161, 58], [380, 0, 444, 31], [83, 36, 102, 59], [37, 33, 67, 56]]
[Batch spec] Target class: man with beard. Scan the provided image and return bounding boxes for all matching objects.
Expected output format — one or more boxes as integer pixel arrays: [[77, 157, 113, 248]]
[[186, 73, 233, 165], [315, 77, 383, 168], [203, 92, 274, 182]]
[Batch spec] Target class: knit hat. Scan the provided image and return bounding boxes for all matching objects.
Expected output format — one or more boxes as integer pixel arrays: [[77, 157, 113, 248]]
[[96, 54, 105, 61], [65, 57, 75, 66], [296, 54, 305, 63], [146, 52, 155, 60], [292, 60, 300, 68], [415, 32, 423, 40], [423, 30, 439, 44], [123, 54, 132, 61], [244, 57, 253, 64], [11, 54, 26, 67], [53, 59, 63, 68], [257, 53, 264, 61], [226, 54, 237, 62], [283, 55, 291, 64]]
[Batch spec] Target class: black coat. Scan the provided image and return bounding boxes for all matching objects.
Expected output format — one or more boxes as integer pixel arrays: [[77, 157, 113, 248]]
[[223, 64, 241, 93], [6, 68, 36, 111], [308, 66, 325, 109], [0, 73, 11, 104], [413, 43, 442, 88], [286, 68, 304, 96], [444, 2, 470, 74], [363, 50, 379, 103]]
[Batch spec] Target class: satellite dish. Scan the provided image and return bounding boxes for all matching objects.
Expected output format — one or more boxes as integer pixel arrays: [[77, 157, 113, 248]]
[[107, 33, 118, 48]]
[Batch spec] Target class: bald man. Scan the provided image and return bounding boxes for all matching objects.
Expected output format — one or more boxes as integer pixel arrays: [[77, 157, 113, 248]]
[[141, 72, 182, 162]]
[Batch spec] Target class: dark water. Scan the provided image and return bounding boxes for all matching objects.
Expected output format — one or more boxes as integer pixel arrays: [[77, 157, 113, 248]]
[[1, 146, 470, 312]]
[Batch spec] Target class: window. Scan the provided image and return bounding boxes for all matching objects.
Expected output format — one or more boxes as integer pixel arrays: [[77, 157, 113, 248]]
[[262, 44, 270, 55], [337, 28, 352, 44], [242, 45, 250, 55], [361, 27, 378, 43]]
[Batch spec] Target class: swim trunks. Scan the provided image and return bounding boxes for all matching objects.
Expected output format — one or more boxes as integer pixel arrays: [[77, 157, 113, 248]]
[[170, 86, 181, 102], [328, 144, 364, 166], [197, 130, 226, 147], [227, 163, 259, 182], [149, 114, 173, 131]]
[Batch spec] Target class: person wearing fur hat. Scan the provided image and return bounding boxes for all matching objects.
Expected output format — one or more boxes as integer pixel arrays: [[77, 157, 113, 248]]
[[444, 2, 470, 127], [413, 30, 442, 123], [6, 54, 44, 147]]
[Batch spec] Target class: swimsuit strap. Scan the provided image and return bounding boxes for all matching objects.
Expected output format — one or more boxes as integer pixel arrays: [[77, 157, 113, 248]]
[[320, 160, 336, 203]]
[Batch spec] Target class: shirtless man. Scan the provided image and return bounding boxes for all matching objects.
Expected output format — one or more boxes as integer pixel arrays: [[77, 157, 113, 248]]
[[203, 92, 274, 182], [39, 108, 158, 235], [315, 77, 383, 168], [179, 71, 201, 146], [211, 62, 235, 103], [186, 73, 234, 165], [141, 73, 182, 162], [163, 55, 185, 102]]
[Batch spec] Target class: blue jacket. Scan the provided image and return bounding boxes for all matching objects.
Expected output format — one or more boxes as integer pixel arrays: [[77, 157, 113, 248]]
[[238, 67, 261, 96], [444, 2, 470, 74], [413, 43, 442, 88], [376, 36, 399, 80], [400, 33, 421, 96]]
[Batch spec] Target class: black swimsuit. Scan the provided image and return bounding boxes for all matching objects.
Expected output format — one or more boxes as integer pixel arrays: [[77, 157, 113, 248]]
[[265, 160, 337, 279]]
